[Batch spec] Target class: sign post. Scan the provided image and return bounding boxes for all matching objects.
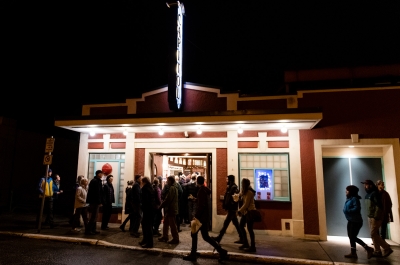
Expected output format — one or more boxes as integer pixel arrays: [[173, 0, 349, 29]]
[[37, 136, 55, 233]]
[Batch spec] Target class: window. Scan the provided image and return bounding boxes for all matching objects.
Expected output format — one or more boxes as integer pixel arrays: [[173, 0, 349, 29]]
[[88, 153, 125, 206], [239, 153, 290, 202]]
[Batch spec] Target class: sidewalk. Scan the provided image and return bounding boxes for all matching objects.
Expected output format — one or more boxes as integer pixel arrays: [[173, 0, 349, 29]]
[[0, 212, 398, 265]]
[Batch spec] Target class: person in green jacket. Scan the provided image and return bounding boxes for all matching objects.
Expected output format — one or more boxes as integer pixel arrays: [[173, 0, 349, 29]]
[[361, 180, 393, 258], [158, 176, 179, 244]]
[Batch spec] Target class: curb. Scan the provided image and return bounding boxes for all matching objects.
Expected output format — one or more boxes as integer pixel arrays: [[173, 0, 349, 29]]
[[0, 231, 339, 265]]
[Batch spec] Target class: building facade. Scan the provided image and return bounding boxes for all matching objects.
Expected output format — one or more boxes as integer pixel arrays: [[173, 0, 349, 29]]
[[55, 70, 400, 243]]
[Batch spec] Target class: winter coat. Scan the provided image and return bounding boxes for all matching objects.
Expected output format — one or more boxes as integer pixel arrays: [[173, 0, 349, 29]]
[[380, 189, 393, 223], [86, 177, 104, 205], [103, 182, 115, 205], [153, 184, 162, 207], [364, 189, 383, 220], [128, 181, 141, 213], [343, 196, 363, 222], [238, 188, 256, 216], [160, 184, 178, 215], [124, 186, 133, 213], [195, 185, 211, 224], [38, 177, 53, 198], [74, 186, 88, 209], [223, 183, 239, 211], [141, 182, 155, 214]]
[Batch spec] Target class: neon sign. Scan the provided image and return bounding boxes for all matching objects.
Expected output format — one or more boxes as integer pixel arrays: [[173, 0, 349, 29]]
[[167, 1, 185, 110]]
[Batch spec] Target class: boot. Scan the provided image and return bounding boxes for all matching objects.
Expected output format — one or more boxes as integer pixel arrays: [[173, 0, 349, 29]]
[[211, 235, 221, 243], [364, 245, 374, 259], [119, 224, 125, 232], [344, 248, 357, 259], [183, 252, 197, 261], [218, 248, 229, 262]]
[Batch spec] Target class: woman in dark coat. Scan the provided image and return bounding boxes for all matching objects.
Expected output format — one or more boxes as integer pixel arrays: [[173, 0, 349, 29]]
[[120, 180, 134, 232], [152, 178, 162, 236], [139, 177, 155, 248], [101, 175, 115, 230]]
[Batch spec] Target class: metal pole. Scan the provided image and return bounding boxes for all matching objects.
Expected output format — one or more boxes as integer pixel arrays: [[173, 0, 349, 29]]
[[37, 136, 53, 233]]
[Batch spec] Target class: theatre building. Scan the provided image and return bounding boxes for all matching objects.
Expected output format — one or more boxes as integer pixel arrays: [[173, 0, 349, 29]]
[[55, 65, 400, 244]]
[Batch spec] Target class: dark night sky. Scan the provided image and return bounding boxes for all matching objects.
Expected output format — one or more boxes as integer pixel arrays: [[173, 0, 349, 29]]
[[3, 1, 400, 125]]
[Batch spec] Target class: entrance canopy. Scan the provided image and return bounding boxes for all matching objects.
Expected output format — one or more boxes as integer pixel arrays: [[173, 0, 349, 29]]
[[55, 109, 322, 134]]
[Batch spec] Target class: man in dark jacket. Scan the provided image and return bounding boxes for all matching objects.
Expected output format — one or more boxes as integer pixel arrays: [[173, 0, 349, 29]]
[[86, 170, 104, 235], [362, 180, 393, 258], [183, 176, 228, 262], [212, 175, 243, 244], [129, 174, 142, 237], [101, 175, 115, 230], [139, 177, 155, 248], [185, 174, 198, 222]]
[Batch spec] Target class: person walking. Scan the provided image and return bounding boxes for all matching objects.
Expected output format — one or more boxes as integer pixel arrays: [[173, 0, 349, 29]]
[[101, 175, 115, 230], [120, 180, 134, 232], [212, 175, 243, 244], [185, 174, 198, 223], [139, 177, 155, 248], [52, 174, 63, 215], [342, 185, 374, 259], [361, 180, 393, 258], [158, 176, 179, 244], [183, 176, 228, 262], [36, 168, 54, 228], [375, 180, 393, 239], [237, 178, 257, 252], [152, 178, 162, 237], [85, 170, 104, 235], [71, 178, 89, 233], [129, 175, 142, 237]]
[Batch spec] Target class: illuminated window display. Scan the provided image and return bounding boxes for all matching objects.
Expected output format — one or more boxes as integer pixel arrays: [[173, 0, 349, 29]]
[[239, 153, 290, 202]]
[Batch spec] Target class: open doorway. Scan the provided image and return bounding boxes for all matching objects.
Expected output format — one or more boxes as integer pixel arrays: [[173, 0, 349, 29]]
[[151, 152, 212, 229]]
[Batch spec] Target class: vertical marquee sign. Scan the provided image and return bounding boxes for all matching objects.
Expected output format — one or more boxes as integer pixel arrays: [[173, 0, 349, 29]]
[[167, 1, 185, 110]]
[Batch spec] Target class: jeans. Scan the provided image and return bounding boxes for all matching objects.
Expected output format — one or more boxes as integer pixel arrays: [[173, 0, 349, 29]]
[[73, 207, 88, 229], [191, 221, 223, 254], [141, 211, 154, 246], [162, 212, 179, 241], [130, 210, 142, 234], [380, 221, 388, 239], [218, 210, 242, 240], [239, 213, 255, 247], [368, 218, 390, 253], [36, 197, 53, 227], [153, 208, 162, 232], [101, 204, 112, 229], [347, 221, 367, 249], [87, 204, 100, 232]]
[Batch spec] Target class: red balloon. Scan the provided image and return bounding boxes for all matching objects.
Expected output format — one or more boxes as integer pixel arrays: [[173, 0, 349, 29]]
[[102, 163, 113, 175]]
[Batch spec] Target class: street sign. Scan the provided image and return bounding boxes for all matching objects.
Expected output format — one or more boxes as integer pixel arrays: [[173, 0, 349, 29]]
[[45, 138, 55, 153], [43, 155, 53, 165]]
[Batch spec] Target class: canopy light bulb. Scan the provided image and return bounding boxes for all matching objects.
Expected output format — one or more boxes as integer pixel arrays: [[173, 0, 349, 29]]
[[89, 131, 95, 136], [281, 127, 288, 133], [237, 127, 243, 134]]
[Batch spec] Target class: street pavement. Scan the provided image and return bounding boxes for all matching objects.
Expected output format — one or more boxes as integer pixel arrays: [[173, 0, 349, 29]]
[[0, 212, 399, 265]]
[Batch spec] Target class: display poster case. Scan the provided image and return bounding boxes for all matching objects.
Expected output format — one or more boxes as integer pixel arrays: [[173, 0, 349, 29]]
[[254, 169, 274, 200]]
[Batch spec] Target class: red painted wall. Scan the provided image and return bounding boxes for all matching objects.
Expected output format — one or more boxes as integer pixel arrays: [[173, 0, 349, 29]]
[[299, 89, 400, 235], [136, 89, 227, 113], [135, 148, 145, 176], [238, 99, 287, 110], [216, 148, 227, 215]]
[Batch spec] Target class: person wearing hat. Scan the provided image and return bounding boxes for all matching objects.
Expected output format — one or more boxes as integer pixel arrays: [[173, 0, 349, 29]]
[[362, 179, 393, 258], [36, 168, 54, 228], [342, 185, 374, 259], [375, 180, 393, 240], [85, 170, 104, 235]]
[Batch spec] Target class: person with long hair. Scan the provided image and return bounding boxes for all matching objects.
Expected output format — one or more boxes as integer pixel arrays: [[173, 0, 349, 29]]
[[343, 185, 374, 259], [71, 178, 88, 233], [237, 178, 256, 252]]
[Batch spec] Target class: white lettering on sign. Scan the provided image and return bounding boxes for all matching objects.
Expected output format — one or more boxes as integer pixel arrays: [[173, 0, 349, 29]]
[[175, 2, 184, 110]]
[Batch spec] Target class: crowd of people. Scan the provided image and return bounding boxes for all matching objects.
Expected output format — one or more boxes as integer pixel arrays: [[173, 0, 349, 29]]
[[343, 179, 393, 259], [36, 169, 394, 261]]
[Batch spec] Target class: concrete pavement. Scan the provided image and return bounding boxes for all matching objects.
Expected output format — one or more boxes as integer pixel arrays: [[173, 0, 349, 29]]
[[0, 212, 399, 264]]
